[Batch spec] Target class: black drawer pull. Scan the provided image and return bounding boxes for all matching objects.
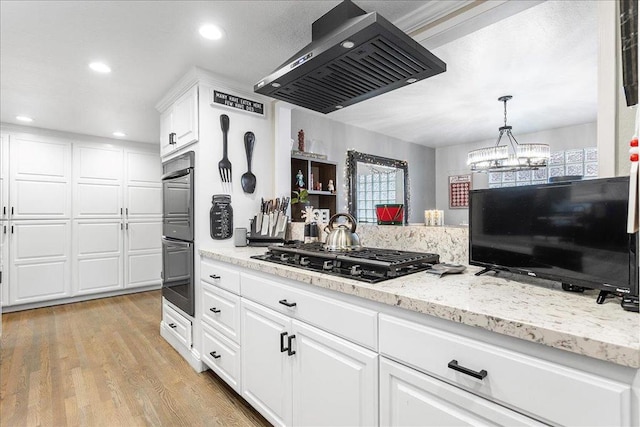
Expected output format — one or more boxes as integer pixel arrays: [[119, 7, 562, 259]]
[[278, 299, 297, 308], [448, 360, 487, 380], [287, 334, 296, 356], [209, 274, 221, 280], [209, 307, 221, 313], [280, 332, 289, 353], [210, 351, 221, 359], [168, 323, 177, 329]]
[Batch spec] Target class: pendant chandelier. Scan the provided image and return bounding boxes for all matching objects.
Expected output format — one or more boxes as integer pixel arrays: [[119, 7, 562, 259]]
[[467, 95, 550, 172]]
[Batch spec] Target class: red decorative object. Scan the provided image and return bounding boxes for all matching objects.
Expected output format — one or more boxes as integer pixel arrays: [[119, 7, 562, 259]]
[[375, 204, 404, 225], [449, 174, 472, 209]]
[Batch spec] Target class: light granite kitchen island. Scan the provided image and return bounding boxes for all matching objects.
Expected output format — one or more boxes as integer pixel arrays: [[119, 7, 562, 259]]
[[201, 246, 639, 369]]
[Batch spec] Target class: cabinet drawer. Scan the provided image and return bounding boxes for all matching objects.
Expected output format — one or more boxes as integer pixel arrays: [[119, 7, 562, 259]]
[[201, 259, 240, 294], [379, 314, 630, 426], [201, 282, 240, 344], [241, 272, 377, 350], [162, 302, 192, 348], [201, 322, 241, 394], [380, 357, 542, 427]]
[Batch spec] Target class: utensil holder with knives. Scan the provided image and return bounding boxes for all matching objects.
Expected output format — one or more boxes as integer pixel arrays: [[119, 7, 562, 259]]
[[248, 215, 287, 246]]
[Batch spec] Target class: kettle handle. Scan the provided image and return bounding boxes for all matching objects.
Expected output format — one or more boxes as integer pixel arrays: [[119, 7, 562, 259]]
[[327, 213, 357, 233]]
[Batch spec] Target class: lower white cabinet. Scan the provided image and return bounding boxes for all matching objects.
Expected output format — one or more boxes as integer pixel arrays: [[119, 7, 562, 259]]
[[240, 298, 378, 427], [73, 219, 161, 295], [162, 300, 192, 348], [201, 322, 241, 393], [9, 220, 71, 305], [380, 357, 542, 427]]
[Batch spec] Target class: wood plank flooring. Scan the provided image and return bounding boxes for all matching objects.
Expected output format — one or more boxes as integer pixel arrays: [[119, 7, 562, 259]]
[[0, 290, 270, 427]]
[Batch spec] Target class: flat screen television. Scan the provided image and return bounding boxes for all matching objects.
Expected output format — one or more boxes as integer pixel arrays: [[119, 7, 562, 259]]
[[469, 177, 638, 306]]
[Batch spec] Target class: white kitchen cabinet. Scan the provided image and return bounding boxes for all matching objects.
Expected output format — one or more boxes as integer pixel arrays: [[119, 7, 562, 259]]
[[240, 297, 378, 427], [160, 85, 199, 158], [9, 136, 72, 219], [73, 144, 123, 218], [379, 357, 542, 427], [0, 133, 8, 219], [241, 298, 293, 427], [379, 314, 631, 426], [291, 320, 378, 427], [201, 282, 241, 343], [0, 220, 7, 309], [71, 144, 161, 294], [9, 220, 71, 304], [124, 150, 162, 218], [124, 219, 161, 288], [73, 219, 123, 294], [201, 321, 242, 394]]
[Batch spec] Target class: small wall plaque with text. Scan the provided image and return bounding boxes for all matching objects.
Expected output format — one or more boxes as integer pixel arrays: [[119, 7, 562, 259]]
[[212, 90, 264, 116]]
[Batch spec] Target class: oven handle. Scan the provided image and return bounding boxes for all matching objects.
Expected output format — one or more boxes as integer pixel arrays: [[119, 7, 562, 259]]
[[161, 167, 192, 181], [161, 237, 193, 248]]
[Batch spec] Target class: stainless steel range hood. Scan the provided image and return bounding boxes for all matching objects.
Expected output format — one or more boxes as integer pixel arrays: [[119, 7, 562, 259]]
[[254, 0, 446, 114]]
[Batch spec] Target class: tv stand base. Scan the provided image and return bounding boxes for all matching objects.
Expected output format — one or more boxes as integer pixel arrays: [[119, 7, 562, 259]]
[[621, 295, 639, 312], [562, 283, 586, 293], [474, 267, 494, 276]]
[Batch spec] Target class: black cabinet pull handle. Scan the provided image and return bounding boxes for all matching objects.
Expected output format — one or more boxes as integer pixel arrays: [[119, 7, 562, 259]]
[[168, 323, 177, 329], [209, 307, 221, 313], [280, 332, 289, 353], [209, 274, 220, 280], [169, 132, 177, 145], [11, 225, 14, 234], [210, 351, 221, 359], [2, 206, 5, 215], [287, 334, 296, 356], [11, 207, 14, 215], [279, 299, 297, 308], [447, 360, 487, 380]]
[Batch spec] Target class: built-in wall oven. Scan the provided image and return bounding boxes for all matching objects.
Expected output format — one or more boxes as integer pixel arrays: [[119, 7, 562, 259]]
[[161, 151, 195, 316]]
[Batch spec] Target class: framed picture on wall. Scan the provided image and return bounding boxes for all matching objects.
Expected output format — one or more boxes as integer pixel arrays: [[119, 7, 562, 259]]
[[449, 174, 472, 209]]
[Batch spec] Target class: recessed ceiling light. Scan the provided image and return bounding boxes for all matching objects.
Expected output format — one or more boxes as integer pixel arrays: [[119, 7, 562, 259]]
[[199, 24, 224, 40], [89, 62, 111, 73], [16, 115, 33, 122], [112, 131, 126, 138]]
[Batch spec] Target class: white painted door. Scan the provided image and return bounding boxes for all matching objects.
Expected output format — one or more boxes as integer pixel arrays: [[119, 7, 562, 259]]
[[9, 220, 71, 304], [124, 150, 162, 219], [0, 134, 8, 220], [379, 357, 542, 427], [73, 144, 123, 219], [124, 219, 161, 288], [0, 221, 7, 308], [291, 319, 378, 427], [241, 299, 292, 427], [160, 106, 174, 157], [73, 219, 123, 294], [172, 85, 199, 149], [9, 136, 71, 219]]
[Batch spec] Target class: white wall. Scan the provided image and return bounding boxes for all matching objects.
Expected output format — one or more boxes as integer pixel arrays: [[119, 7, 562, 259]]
[[291, 109, 436, 223], [435, 121, 597, 226], [194, 83, 274, 248]]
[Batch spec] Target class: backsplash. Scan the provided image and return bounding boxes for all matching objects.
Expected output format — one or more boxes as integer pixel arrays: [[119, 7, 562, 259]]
[[288, 223, 469, 265]]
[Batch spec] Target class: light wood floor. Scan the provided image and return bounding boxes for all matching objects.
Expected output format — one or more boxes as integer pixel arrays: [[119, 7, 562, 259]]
[[0, 290, 270, 427]]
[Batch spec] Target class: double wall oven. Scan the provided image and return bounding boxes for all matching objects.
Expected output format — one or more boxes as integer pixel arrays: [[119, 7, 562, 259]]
[[161, 151, 195, 316]]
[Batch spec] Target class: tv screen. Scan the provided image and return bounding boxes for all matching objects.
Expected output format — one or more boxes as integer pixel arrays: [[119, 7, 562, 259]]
[[469, 177, 638, 297]]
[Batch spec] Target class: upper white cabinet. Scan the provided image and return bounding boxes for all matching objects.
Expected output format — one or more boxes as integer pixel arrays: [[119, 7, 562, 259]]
[[9, 136, 72, 219], [160, 85, 199, 157], [124, 150, 162, 218], [73, 144, 123, 218]]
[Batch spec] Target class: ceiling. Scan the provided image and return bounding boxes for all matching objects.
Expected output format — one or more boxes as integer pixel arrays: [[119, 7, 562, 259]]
[[0, 1, 597, 148]]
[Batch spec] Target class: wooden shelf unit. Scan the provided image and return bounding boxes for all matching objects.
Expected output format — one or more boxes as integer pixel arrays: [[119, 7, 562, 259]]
[[291, 155, 337, 222]]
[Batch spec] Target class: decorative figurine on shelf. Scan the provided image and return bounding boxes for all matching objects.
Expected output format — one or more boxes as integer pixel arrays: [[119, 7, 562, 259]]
[[295, 169, 305, 188], [297, 129, 305, 152], [327, 179, 335, 194]]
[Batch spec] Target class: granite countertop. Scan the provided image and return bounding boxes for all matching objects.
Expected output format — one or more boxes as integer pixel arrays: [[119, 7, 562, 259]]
[[200, 246, 640, 369]]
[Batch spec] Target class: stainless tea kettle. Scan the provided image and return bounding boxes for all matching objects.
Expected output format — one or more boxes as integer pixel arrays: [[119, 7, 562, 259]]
[[323, 213, 362, 251]]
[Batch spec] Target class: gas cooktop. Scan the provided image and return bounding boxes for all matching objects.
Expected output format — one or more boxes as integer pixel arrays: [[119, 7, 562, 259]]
[[251, 242, 439, 283]]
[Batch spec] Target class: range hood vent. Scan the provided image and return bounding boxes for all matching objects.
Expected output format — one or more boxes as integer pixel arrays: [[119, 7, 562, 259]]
[[254, 0, 446, 114]]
